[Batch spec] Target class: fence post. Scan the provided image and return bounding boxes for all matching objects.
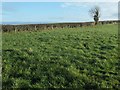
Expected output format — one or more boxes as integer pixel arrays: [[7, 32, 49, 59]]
[[35, 26, 37, 31], [15, 27, 17, 33]]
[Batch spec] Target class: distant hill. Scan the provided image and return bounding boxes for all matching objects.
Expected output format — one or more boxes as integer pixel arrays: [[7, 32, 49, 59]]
[[1, 22, 51, 25], [1, 20, 119, 25]]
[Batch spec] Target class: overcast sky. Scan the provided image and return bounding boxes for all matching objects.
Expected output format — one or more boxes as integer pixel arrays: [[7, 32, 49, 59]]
[[1, 2, 118, 23]]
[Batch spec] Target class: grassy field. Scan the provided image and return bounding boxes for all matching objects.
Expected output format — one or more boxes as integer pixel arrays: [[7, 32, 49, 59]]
[[2, 24, 120, 89]]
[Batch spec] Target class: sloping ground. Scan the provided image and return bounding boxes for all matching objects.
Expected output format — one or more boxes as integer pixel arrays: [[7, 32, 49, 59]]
[[2, 24, 120, 89]]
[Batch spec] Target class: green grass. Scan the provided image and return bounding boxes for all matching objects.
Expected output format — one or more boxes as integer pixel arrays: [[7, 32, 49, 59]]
[[2, 24, 120, 89]]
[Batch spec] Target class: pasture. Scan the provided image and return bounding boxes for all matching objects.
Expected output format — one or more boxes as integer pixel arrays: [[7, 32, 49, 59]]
[[2, 24, 120, 89]]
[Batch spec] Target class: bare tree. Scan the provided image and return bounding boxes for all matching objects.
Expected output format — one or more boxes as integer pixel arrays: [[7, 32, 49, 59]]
[[89, 6, 100, 25]]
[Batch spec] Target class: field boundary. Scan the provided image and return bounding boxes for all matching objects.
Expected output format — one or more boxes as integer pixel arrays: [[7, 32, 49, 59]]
[[2, 20, 119, 32]]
